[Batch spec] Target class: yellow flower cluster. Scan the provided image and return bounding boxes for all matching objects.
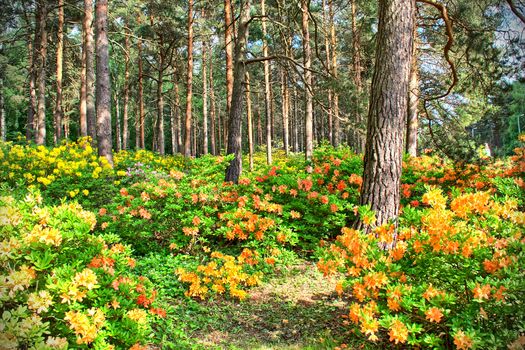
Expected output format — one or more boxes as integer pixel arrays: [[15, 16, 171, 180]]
[[27, 290, 53, 314], [126, 308, 148, 324], [64, 308, 105, 344], [24, 224, 62, 246], [177, 251, 262, 300], [60, 268, 98, 304], [1, 265, 36, 298]]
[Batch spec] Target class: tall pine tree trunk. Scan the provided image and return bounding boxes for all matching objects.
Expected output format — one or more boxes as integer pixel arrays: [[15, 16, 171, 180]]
[[281, 68, 290, 155], [26, 15, 37, 140], [209, 55, 217, 155], [84, 0, 96, 142], [114, 90, 121, 151], [359, 0, 415, 228], [246, 72, 254, 171], [329, 0, 339, 146], [54, 0, 64, 143], [261, 0, 272, 165], [224, 0, 234, 132], [202, 22, 209, 155], [301, 0, 313, 160], [184, 0, 194, 157], [122, 29, 130, 149], [95, 0, 113, 165], [225, 0, 250, 183], [0, 78, 5, 141], [322, 0, 333, 145], [406, 25, 419, 157], [137, 17, 145, 149], [351, 0, 365, 152], [35, 0, 47, 145]]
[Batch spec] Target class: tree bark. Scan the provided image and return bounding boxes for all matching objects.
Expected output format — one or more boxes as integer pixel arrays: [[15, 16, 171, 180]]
[[114, 90, 121, 151], [79, 5, 87, 137], [202, 17, 209, 155], [157, 40, 165, 155], [209, 54, 217, 155], [35, 0, 47, 146], [301, 0, 313, 161], [171, 69, 182, 154], [359, 0, 415, 228], [184, 0, 194, 157], [95, 0, 113, 165], [246, 72, 254, 171], [84, 0, 96, 142], [406, 25, 419, 157], [225, 0, 250, 183], [322, 0, 333, 145], [54, 0, 64, 144], [122, 28, 130, 149], [293, 84, 299, 152]]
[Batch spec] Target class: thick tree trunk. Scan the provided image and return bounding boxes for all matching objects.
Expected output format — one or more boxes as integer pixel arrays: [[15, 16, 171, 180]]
[[225, 0, 250, 183], [261, 0, 272, 165], [301, 0, 313, 160], [246, 72, 254, 171], [202, 23, 209, 155], [406, 26, 419, 157], [351, 0, 365, 152], [84, 0, 96, 142], [209, 56, 217, 155], [95, 0, 113, 165], [122, 30, 130, 149], [54, 0, 64, 143], [359, 0, 415, 228], [184, 0, 194, 157], [35, 0, 47, 145]]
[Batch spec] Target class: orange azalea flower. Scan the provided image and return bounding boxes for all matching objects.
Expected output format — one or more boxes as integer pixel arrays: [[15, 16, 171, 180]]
[[192, 216, 201, 226], [453, 330, 474, 350], [388, 319, 408, 344], [425, 307, 443, 323], [472, 283, 491, 300]]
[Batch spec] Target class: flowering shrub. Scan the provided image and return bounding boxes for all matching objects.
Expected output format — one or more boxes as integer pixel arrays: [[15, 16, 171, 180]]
[[319, 185, 525, 348], [0, 190, 163, 348]]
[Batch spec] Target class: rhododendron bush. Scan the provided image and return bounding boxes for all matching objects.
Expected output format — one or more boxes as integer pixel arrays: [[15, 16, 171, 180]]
[[0, 191, 163, 349]]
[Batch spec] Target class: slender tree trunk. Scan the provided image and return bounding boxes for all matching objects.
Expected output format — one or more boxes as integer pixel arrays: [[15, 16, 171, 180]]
[[192, 113, 197, 155], [359, 0, 415, 228], [293, 85, 299, 152], [84, 0, 96, 142], [137, 16, 145, 149], [255, 85, 262, 147], [209, 55, 217, 155], [54, 0, 64, 144], [224, 0, 234, 126], [80, 7, 87, 137], [351, 0, 364, 152], [157, 45, 165, 155], [260, 0, 272, 164], [322, 0, 333, 145], [246, 72, 254, 171], [115, 91, 121, 151], [122, 29, 130, 149], [184, 0, 194, 157], [35, 0, 47, 145], [26, 21, 37, 140], [95, 0, 113, 165], [329, 0, 339, 146], [202, 20, 209, 155], [301, 0, 313, 160], [406, 26, 419, 157], [172, 69, 182, 154], [280, 68, 290, 155], [225, 0, 250, 183]]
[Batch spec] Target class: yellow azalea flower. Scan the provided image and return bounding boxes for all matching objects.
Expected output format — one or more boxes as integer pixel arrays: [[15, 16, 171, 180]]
[[126, 309, 148, 324], [73, 268, 98, 290], [27, 290, 53, 314], [83, 189, 89, 196]]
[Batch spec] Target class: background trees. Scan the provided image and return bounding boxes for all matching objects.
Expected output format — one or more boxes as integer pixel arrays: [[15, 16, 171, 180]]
[[0, 0, 522, 171]]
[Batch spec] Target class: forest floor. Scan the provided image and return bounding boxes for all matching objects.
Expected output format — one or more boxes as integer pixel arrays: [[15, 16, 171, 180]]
[[169, 261, 355, 349]]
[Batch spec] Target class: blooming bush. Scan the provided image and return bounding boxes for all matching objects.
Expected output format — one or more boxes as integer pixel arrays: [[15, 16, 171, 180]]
[[319, 184, 525, 348], [0, 190, 163, 349]]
